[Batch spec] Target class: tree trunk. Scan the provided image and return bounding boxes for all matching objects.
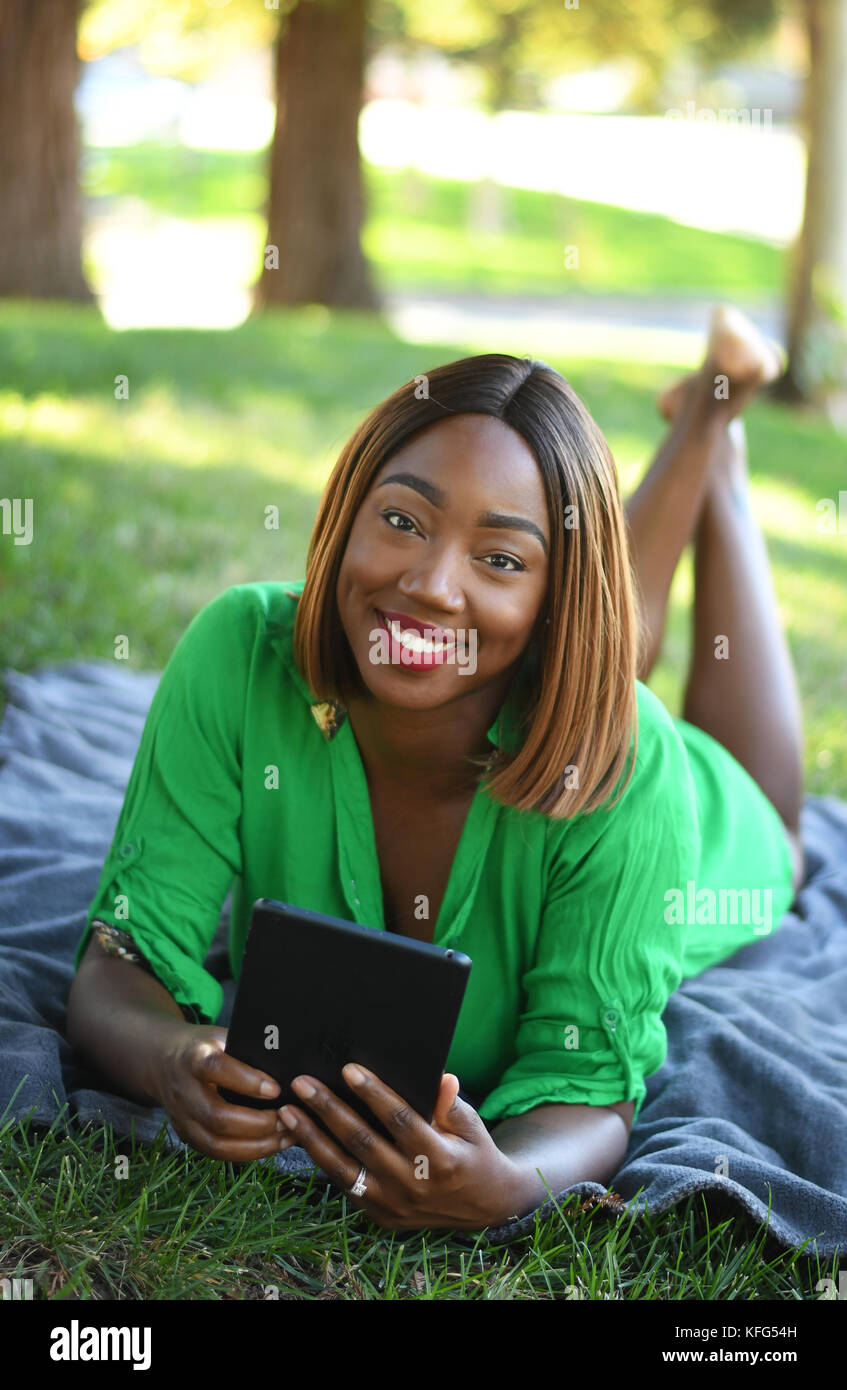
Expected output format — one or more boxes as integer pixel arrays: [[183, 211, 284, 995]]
[[0, 0, 93, 302], [780, 0, 847, 404], [254, 0, 380, 311]]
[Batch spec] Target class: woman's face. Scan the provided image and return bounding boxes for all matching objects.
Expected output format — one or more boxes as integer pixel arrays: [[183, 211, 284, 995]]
[[335, 412, 550, 712]]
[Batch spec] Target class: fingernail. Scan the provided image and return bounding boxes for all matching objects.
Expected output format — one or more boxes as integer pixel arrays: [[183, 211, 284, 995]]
[[260, 1080, 278, 1096], [278, 1135, 293, 1150], [343, 1064, 365, 1086], [279, 1107, 298, 1129]]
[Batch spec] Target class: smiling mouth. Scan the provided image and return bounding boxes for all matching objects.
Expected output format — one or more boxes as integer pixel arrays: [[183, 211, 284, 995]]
[[376, 610, 457, 655]]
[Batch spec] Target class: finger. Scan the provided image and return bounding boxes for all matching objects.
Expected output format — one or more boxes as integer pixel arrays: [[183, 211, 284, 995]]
[[177, 1109, 293, 1164], [192, 1037, 282, 1105], [283, 1076, 412, 1183], [180, 1054, 286, 1142], [339, 1063, 446, 1159], [170, 1074, 289, 1158], [193, 1082, 290, 1140], [431, 1074, 481, 1139], [432, 1073, 461, 1127], [279, 1102, 385, 1204]]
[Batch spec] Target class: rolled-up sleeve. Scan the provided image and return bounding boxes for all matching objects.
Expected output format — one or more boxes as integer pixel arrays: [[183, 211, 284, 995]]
[[478, 695, 701, 1127], [74, 587, 250, 1024]]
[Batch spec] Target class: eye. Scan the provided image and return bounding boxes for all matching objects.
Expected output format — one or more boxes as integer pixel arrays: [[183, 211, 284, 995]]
[[484, 553, 525, 573], [381, 508, 418, 535], [379, 509, 526, 573]]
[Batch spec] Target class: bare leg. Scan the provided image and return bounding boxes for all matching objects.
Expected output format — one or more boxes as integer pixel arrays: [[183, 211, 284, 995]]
[[625, 307, 782, 683], [623, 308, 805, 892], [682, 420, 806, 848], [625, 374, 729, 682]]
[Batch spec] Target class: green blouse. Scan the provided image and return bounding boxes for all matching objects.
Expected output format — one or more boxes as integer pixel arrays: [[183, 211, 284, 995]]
[[76, 581, 795, 1126]]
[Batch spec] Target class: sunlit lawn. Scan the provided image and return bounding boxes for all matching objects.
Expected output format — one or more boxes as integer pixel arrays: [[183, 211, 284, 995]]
[[81, 145, 785, 300], [0, 301, 845, 1299], [2, 301, 843, 792]]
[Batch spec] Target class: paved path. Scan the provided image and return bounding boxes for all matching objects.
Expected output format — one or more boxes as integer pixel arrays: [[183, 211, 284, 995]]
[[383, 290, 784, 367]]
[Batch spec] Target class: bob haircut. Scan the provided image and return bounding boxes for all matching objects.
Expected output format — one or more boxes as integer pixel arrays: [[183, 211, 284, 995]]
[[292, 352, 645, 820]]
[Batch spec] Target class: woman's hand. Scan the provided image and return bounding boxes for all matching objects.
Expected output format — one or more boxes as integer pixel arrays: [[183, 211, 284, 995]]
[[154, 1024, 287, 1162], [277, 1063, 532, 1230]]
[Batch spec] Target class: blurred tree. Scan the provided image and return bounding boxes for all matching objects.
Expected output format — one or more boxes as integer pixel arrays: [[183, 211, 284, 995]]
[[378, 0, 780, 112], [0, 0, 94, 302], [80, 0, 276, 80], [79, 0, 378, 310], [779, 0, 847, 411], [0, 0, 272, 303], [255, 0, 380, 310]]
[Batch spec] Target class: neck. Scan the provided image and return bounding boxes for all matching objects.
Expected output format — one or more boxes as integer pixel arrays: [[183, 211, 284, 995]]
[[345, 675, 515, 801]]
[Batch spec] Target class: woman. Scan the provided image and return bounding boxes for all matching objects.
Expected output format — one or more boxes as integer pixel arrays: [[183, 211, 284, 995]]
[[66, 306, 805, 1232]]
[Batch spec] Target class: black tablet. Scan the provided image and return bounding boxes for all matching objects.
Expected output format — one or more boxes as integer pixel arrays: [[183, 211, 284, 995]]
[[218, 898, 473, 1143]]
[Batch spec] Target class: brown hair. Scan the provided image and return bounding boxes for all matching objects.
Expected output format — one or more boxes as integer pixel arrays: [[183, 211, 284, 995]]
[[292, 353, 645, 820]]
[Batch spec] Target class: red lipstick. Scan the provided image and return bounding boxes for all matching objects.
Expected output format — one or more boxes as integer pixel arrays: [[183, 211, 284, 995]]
[[379, 608, 454, 645]]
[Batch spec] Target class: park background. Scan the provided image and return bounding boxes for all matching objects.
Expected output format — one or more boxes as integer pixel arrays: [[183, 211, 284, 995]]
[[1, 0, 846, 1300]]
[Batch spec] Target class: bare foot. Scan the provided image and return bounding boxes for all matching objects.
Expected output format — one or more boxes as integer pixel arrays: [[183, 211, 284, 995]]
[[707, 305, 784, 386], [657, 305, 785, 422]]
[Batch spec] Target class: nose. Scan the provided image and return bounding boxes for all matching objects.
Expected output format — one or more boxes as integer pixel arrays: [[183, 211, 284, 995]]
[[396, 545, 466, 618]]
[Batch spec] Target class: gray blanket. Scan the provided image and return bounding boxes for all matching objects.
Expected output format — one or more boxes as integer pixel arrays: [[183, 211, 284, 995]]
[[1, 658, 845, 1256]]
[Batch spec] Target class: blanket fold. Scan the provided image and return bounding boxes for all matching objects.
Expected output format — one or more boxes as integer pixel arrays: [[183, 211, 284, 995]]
[[1, 659, 845, 1255]]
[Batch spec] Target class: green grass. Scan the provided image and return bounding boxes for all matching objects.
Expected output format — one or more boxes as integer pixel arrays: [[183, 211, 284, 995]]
[[1, 1109, 840, 1300], [2, 301, 843, 796], [363, 165, 784, 298], [1, 301, 845, 1299], [81, 143, 785, 299]]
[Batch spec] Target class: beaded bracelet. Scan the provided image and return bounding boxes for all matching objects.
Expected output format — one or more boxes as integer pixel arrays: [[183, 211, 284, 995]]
[[91, 919, 150, 967]]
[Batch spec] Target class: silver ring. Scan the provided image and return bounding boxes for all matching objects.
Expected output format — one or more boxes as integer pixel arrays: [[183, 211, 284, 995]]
[[349, 1165, 367, 1197]]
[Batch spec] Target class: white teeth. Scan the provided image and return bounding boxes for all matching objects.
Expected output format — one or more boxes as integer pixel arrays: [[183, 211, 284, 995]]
[[387, 617, 451, 654]]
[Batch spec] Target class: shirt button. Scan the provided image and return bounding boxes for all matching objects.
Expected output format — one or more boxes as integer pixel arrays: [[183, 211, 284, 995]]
[[119, 843, 135, 858], [603, 1008, 620, 1030]]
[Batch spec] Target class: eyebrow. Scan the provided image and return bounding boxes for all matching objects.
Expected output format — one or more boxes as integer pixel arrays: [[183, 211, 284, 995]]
[[374, 471, 548, 556]]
